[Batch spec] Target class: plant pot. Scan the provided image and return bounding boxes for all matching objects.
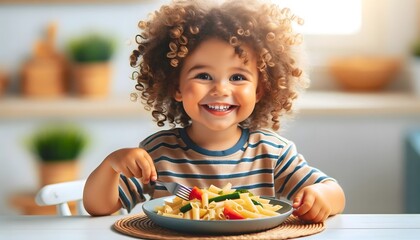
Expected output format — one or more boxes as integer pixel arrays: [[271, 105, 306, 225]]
[[21, 58, 67, 98], [0, 69, 8, 97], [73, 62, 111, 98], [39, 161, 79, 187]]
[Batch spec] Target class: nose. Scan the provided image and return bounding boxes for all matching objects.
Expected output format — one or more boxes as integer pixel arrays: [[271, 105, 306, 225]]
[[210, 80, 230, 97]]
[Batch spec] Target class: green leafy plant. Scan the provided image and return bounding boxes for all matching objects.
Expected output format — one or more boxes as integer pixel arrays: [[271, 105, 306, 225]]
[[67, 33, 116, 63], [412, 39, 420, 57], [27, 125, 88, 163]]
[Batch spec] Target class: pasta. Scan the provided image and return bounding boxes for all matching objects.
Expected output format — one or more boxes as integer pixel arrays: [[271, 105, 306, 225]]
[[155, 183, 282, 220]]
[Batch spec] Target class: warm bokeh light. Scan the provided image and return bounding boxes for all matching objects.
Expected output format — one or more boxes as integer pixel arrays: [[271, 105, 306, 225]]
[[277, 0, 362, 34]]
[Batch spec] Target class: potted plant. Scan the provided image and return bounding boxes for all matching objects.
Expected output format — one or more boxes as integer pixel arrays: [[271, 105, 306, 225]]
[[27, 124, 88, 187], [67, 33, 116, 98], [410, 38, 420, 97], [412, 42, 420, 57]]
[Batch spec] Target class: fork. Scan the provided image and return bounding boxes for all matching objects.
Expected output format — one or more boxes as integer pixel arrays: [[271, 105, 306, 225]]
[[155, 180, 191, 201]]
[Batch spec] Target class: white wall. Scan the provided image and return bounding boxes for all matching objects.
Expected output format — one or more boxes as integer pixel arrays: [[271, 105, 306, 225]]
[[282, 115, 420, 214]]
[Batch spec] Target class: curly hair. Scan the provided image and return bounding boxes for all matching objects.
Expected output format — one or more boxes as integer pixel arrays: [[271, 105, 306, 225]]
[[130, 0, 309, 131]]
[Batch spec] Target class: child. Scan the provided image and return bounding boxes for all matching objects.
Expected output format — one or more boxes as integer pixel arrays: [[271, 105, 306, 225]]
[[83, 0, 345, 223]]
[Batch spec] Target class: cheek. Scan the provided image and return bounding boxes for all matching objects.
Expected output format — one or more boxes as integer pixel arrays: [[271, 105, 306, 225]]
[[239, 86, 257, 99], [183, 84, 205, 98]]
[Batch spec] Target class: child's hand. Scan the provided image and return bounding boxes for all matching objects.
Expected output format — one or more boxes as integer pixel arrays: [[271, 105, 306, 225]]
[[292, 183, 333, 223], [105, 148, 157, 184]]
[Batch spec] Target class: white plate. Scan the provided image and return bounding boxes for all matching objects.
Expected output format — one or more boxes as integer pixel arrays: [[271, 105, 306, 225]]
[[142, 196, 293, 234]]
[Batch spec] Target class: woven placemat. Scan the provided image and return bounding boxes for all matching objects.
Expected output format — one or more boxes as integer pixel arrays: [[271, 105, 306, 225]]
[[113, 213, 325, 240]]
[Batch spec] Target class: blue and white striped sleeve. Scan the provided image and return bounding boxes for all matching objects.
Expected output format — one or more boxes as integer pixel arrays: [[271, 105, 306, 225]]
[[274, 141, 335, 200], [118, 174, 148, 213]]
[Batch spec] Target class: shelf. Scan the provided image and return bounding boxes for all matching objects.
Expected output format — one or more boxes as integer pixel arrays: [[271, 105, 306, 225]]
[[0, 95, 148, 119], [296, 91, 420, 116], [1, 91, 420, 119]]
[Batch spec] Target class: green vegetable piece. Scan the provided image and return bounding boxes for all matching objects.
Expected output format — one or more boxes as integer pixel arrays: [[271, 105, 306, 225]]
[[180, 203, 192, 213], [252, 199, 263, 207], [234, 189, 254, 196], [234, 189, 249, 193], [208, 192, 240, 203]]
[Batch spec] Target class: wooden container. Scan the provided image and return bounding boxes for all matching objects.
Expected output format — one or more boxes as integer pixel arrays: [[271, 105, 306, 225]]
[[21, 22, 69, 98], [329, 57, 401, 91], [22, 59, 67, 98], [72, 62, 111, 98]]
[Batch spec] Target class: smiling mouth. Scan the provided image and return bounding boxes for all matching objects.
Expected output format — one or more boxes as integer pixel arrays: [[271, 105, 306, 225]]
[[203, 104, 238, 112]]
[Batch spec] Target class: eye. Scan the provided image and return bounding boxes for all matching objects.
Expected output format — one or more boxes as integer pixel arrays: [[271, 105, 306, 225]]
[[230, 74, 247, 81], [194, 73, 212, 80]]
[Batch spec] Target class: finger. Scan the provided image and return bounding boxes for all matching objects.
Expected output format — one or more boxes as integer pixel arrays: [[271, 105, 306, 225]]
[[312, 210, 328, 223], [293, 191, 304, 209], [136, 154, 153, 184], [108, 156, 136, 178], [126, 160, 143, 178], [293, 193, 315, 217], [302, 206, 328, 223], [147, 154, 157, 181], [299, 208, 323, 222], [316, 207, 332, 223], [122, 166, 136, 179], [144, 152, 157, 181]]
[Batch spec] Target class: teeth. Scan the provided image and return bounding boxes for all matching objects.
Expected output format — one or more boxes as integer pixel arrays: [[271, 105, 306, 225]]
[[207, 104, 230, 111]]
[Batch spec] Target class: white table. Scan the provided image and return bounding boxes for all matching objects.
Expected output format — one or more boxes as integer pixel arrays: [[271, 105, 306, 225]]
[[1, 214, 419, 239]]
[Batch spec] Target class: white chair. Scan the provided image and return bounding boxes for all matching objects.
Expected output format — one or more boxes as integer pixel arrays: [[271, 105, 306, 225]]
[[35, 179, 87, 216]]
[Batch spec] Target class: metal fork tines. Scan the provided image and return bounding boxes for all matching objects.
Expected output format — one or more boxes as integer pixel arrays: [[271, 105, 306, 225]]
[[155, 180, 191, 201]]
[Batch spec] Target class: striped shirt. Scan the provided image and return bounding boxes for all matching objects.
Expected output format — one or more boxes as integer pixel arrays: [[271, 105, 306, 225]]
[[119, 127, 334, 212]]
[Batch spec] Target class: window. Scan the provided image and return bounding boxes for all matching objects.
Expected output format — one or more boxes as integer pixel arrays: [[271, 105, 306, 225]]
[[276, 0, 362, 35], [274, 0, 383, 63]]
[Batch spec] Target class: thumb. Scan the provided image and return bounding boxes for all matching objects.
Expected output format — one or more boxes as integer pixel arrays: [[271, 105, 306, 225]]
[[293, 190, 304, 209], [150, 171, 158, 181]]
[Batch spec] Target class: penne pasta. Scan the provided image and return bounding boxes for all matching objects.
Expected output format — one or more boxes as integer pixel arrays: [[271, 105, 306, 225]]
[[165, 197, 183, 207], [155, 183, 283, 221], [216, 208, 225, 220], [240, 193, 258, 213], [183, 210, 192, 219], [262, 204, 282, 212], [163, 205, 173, 213], [201, 192, 209, 209], [208, 208, 216, 220], [256, 205, 280, 217], [221, 182, 233, 194], [191, 204, 200, 220], [208, 185, 222, 194], [155, 206, 164, 212], [199, 209, 207, 218], [202, 189, 220, 198], [208, 201, 225, 210], [238, 209, 265, 219], [232, 199, 245, 205]]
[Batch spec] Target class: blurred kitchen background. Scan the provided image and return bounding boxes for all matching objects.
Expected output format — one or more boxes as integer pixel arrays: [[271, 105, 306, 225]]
[[0, 0, 420, 215]]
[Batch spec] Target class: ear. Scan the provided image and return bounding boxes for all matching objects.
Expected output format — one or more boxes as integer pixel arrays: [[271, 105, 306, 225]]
[[256, 86, 264, 103], [174, 88, 183, 102]]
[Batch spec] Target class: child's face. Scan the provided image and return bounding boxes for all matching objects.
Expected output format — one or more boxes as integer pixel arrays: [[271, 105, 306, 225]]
[[175, 38, 260, 132]]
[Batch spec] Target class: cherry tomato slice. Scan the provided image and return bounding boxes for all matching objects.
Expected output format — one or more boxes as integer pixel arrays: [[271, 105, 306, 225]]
[[189, 186, 203, 200], [223, 205, 245, 220]]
